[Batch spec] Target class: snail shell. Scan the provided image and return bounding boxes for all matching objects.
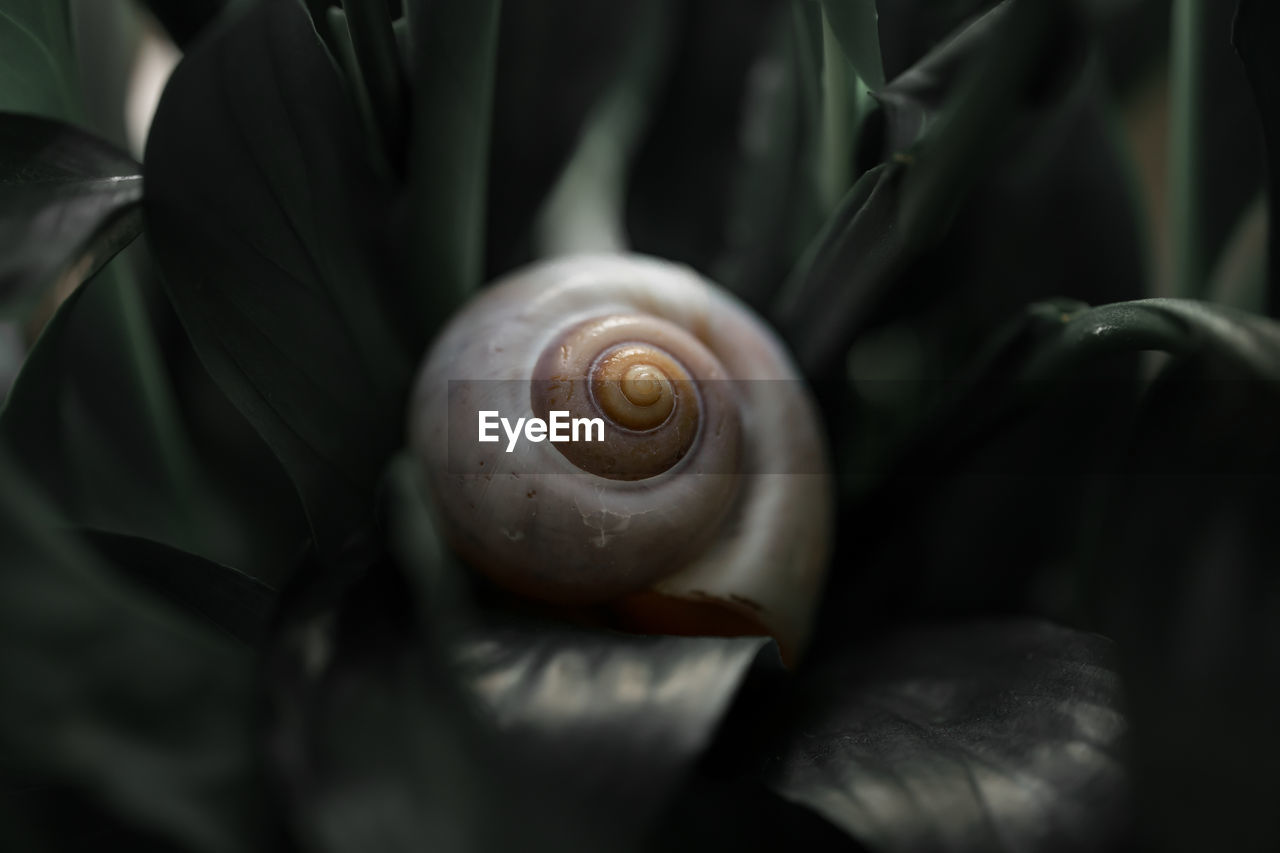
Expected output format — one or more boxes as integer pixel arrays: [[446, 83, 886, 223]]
[[408, 254, 832, 660]]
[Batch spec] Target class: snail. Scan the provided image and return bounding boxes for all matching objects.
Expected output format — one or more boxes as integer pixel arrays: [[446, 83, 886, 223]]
[[408, 254, 832, 662]]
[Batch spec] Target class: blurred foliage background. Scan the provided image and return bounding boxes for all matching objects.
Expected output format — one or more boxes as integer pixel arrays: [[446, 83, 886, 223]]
[[2, 0, 1279, 851]]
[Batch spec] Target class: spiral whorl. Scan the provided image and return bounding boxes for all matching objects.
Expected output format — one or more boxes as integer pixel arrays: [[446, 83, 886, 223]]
[[531, 314, 739, 481]]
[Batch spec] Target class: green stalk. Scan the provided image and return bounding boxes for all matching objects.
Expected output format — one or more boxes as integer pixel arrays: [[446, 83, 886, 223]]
[[405, 0, 501, 327], [342, 0, 408, 169], [1167, 0, 1205, 299], [820, 7, 852, 212]]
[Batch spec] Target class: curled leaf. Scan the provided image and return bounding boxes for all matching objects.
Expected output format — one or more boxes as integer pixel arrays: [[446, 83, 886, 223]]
[[0, 113, 142, 318], [761, 620, 1130, 853]]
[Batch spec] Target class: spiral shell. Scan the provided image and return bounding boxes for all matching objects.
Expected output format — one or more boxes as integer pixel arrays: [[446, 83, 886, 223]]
[[408, 254, 832, 659]]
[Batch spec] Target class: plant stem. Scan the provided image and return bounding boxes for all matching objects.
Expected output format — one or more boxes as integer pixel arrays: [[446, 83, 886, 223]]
[[405, 0, 501, 327], [343, 0, 407, 169], [1167, 0, 1205, 299], [820, 7, 852, 212]]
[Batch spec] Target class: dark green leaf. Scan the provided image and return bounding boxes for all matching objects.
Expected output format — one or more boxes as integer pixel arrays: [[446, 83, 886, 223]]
[[1168, 0, 1207, 300], [817, 299, 1279, 632], [870, 2, 1010, 159], [145, 0, 412, 564], [775, 0, 1094, 375], [820, 0, 884, 89], [403, 0, 500, 319], [719, 0, 827, 305], [137, 0, 251, 48], [894, 1, 1079, 248], [912, 295, 1280, 852], [876, 0, 998, 80], [265, 460, 507, 851], [3, 257, 210, 559], [1, 249, 307, 585], [777, 3, 1145, 647], [761, 620, 1130, 853], [627, 0, 818, 304], [79, 529, 277, 647], [264, 556, 510, 852], [1012, 298, 1280, 381], [0, 112, 143, 318], [0, 0, 79, 119], [483, 0, 663, 277], [650, 775, 869, 852], [525, 2, 670, 262], [1234, 0, 1280, 314], [0, 320, 20, 397], [454, 620, 778, 847], [342, 0, 407, 170], [1166, 0, 1263, 301], [1092, 356, 1280, 850], [71, 0, 144, 150], [0, 449, 275, 852]]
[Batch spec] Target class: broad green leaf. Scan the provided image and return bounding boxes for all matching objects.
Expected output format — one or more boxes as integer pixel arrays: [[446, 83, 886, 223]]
[[456, 621, 777, 848], [818, 298, 1280, 633], [0, 248, 308, 585], [0, 0, 79, 119], [1091, 353, 1280, 850], [2, 257, 208, 558], [79, 529, 277, 647], [775, 0, 1131, 376], [758, 620, 1129, 852], [773, 161, 899, 375], [0, 449, 273, 852], [875, 0, 997, 80], [145, 0, 412, 565], [820, 0, 884, 89], [264, 558, 533, 852], [403, 0, 500, 319], [871, 2, 1010, 158], [775, 3, 1144, 645], [0, 112, 143, 318], [627, 0, 813, 303], [894, 1, 1077, 247], [1234, 0, 1280, 314]]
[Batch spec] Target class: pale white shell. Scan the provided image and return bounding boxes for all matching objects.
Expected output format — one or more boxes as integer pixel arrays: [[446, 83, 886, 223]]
[[408, 253, 832, 658]]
